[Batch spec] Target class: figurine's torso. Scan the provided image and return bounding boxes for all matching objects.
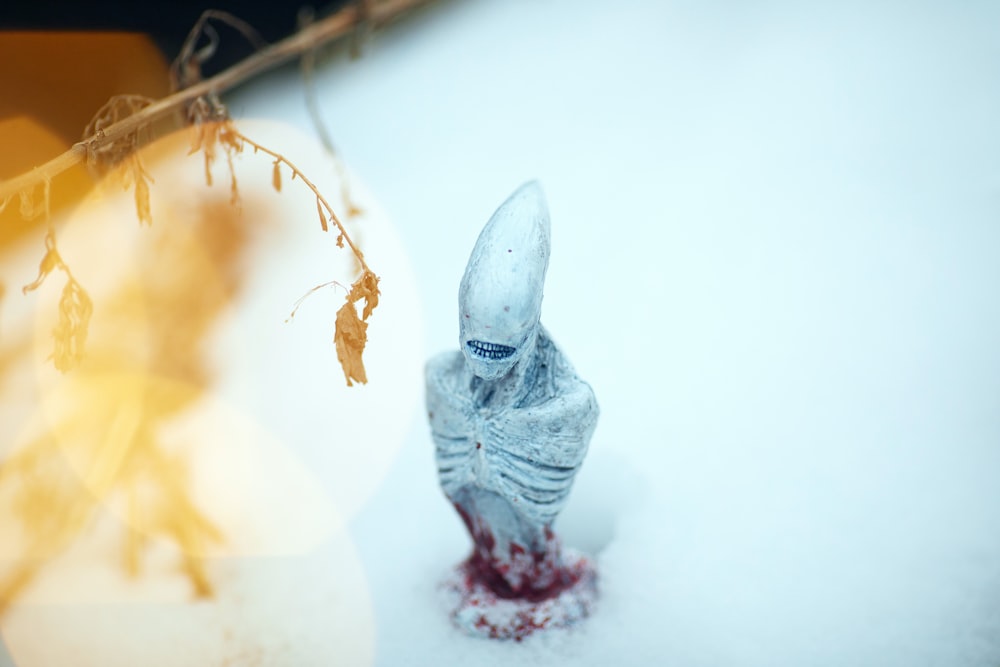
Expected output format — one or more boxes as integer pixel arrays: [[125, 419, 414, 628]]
[[426, 328, 598, 596]]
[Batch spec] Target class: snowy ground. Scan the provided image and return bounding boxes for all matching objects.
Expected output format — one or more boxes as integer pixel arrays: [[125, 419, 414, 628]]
[[3, 1, 1000, 665], [240, 2, 1000, 665]]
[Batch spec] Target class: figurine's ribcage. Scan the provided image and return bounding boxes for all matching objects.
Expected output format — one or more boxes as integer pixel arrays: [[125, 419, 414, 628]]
[[431, 395, 595, 527]]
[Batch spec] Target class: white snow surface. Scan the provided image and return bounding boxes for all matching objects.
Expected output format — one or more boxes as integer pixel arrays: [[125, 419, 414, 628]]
[[231, 1, 1000, 665], [3, 1, 1000, 665]]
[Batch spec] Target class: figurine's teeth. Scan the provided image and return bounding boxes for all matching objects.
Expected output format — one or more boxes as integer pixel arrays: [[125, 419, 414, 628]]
[[467, 340, 515, 360]]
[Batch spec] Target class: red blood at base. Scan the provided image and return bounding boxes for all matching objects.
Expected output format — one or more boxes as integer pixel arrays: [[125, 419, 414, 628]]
[[442, 547, 597, 641], [452, 503, 582, 603]]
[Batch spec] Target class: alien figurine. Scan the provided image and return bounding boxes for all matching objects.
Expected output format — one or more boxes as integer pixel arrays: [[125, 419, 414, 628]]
[[426, 182, 599, 640]]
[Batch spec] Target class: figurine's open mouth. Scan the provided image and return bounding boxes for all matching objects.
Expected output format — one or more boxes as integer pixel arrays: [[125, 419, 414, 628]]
[[467, 340, 516, 361]]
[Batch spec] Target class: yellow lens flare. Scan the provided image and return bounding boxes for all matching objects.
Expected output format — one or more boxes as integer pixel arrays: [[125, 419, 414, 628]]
[[0, 29, 423, 666], [1, 155, 255, 614]]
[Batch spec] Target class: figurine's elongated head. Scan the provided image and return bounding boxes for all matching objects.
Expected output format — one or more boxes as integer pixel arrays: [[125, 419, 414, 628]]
[[459, 181, 551, 380]]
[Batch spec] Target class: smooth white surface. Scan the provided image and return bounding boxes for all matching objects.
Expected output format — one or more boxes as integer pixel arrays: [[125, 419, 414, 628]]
[[229, 1, 1000, 665], [2, 1, 998, 665], [240, 2, 1000, 667]]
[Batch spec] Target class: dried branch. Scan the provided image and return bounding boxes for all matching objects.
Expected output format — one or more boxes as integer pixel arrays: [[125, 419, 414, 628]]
[[0, 0, 437, 204], [236, 130, 370, 273], [171, 10, 268, 92]]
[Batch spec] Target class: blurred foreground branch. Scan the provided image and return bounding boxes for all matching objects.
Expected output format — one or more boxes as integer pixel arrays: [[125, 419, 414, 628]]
[[0, 0, 435, 204]]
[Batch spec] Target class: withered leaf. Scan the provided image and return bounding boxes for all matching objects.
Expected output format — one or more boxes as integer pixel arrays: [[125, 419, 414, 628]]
[[272, 161, 282, 192], [333, 270, 381, 385], [218, 122, 243, 206], [201, 123, 218, 187], [334, 300, 368, 386], [347, 270, 380, 321], [316, 197, 328, 232], [187, 122, 206, 156], [51, 278, 93, 372], [227, 155, 239, 206], [203, 152, 214, 187], [22, 244, 61, 295], [218, 122, 243, 155], [134, 173, 152, 226]]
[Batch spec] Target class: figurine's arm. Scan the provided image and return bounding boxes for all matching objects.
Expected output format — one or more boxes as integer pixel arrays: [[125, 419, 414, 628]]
[[485, 379, 598, 525], [494, 379, 598, 466], [425, 352, 476, 496]]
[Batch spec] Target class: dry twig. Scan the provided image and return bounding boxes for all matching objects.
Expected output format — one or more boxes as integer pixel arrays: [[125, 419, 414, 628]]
[[0, 0, 436, 203]]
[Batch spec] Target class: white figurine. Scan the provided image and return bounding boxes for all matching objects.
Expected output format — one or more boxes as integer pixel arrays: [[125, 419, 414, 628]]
[[426, 182, 599, 639]]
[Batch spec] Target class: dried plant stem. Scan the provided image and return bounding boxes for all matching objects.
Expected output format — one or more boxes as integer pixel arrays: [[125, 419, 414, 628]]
[[236, 130, 370, 273], [0, 0, 436, 204]]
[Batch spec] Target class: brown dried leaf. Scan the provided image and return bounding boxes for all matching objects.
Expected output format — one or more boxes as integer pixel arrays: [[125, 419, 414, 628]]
[[348, 269, 380, 321], [134, 172, 152, 226], [201, 122, 218, 187], [226, 151, 239, 206], [333, 270, 381, 385], [272, 161, 282, 192], [203, 151, 214, 187], [118, 160, 134, 189], [316, 198, 328, 232], [334, 299, 368, 387], [51, 278, 93, 372], [336, 234, 344, 248], [22, 236, 61, 295], [188, 122, 206, 156], [213, 122, 243, 207], [219, 123, 243, 155]]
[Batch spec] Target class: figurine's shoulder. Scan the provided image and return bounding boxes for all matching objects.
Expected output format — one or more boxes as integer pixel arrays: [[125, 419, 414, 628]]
[[519, 328, 598, 416], [425, 350, 467, 394], [425, 351, 474, 436]]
